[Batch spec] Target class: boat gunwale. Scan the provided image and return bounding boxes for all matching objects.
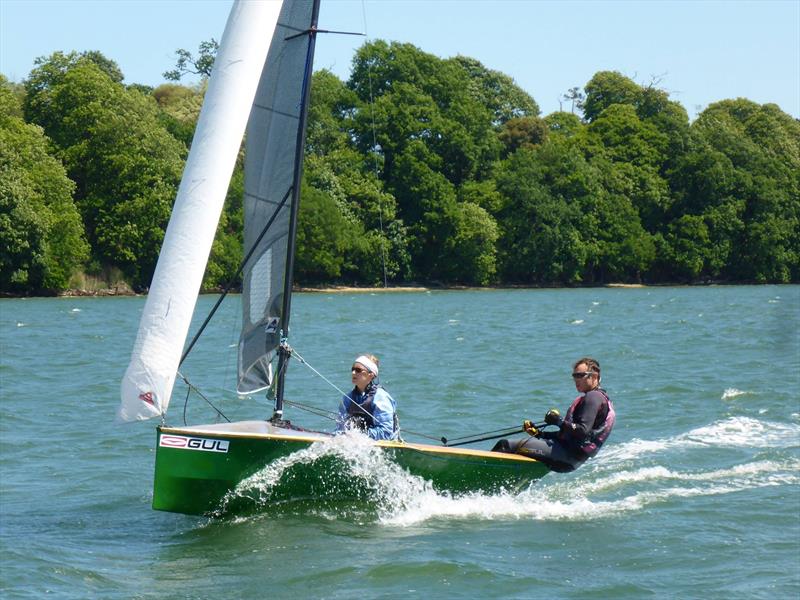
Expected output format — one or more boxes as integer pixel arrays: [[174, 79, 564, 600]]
[[158, 423, 543, 463]]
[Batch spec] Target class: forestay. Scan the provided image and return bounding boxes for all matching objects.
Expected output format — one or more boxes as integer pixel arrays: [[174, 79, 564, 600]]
[[118, 1, 282, 422]]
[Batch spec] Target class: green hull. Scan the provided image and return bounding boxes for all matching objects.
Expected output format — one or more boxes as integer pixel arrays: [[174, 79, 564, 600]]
[[153, 421, 550, 515]]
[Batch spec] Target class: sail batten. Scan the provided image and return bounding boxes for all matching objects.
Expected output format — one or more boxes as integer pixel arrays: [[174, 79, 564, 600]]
[[251, 104, 302, 120], [118, 1, 283, 422]]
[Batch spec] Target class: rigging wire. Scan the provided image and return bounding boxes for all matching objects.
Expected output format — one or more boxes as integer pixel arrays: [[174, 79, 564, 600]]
[[179, 188, 292, 367], [176, 340, 523, 447], [443, 425, 529, 443], [360, 0, 389, 288], [178, 371, 231, 425], [290, 346, 349, 398], [174, 189, 290, 422], [283, 398, 338, 421], [288, 345, 457, 444]]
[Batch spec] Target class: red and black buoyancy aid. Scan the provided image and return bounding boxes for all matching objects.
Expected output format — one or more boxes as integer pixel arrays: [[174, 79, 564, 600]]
[[560, 388, 615, 456]]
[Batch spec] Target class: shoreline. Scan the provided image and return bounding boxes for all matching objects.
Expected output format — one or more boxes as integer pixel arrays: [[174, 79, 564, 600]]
[[297, 282, 651, 293], [57, 282, 650, 296], [4, 280, 789, 299]]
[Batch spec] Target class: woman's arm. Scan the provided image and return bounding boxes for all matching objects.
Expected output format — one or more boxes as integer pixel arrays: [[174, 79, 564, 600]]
[[366, 389, 397, 440]]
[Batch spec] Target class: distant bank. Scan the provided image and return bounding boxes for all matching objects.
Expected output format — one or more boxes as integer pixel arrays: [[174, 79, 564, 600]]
[[43, 281, 758, 298], [8, 280, 793, 299]]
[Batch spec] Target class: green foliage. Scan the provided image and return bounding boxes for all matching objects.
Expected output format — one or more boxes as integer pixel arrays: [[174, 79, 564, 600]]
[[670, 99, 800, 282], [0, 173, 47, 291], [295, 183, 356, 280], [0, 79, 26, 119], [600, 160, 672, 232], [0, 75, 88, 292], [640, 91, 690, 169], [441, 202, 499, 285], [163, 39, 219, 81], [153, 82, 204, 148], [582, 180, 656, 282], [458, 179, 504, 215], [390, 140, 459, 279], [307, 70, 358, 157], [498, 116, 549, 156], [581, 72, 691, 173], [545, 112, 584, 138], [301, 68, 408, 284], [4, 40, 798, 294], [453, 55, 540, 124], [350, 40, 505, 186], [80, 50, 125, 83], [662, 215, 712, 281], [582, 71, 642, 123], [204, 160, 245, 290], [23, 53, 185, 288], [495, 145, 588, 284], [583, 104, 669, 168], [347, 40, 521, 280]]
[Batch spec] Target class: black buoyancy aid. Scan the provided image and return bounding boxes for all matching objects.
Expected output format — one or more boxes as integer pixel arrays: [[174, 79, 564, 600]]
[[562, 388, 615, 456], [346, 387, 377, 431], [345, 383, 399, 435]]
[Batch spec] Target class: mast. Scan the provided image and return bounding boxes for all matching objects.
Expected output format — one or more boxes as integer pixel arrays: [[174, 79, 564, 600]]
[[273, 0, 322, 421]]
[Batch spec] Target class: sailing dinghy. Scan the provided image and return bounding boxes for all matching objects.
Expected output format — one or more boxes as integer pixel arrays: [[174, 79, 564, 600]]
[[119, 0, 549, 516]]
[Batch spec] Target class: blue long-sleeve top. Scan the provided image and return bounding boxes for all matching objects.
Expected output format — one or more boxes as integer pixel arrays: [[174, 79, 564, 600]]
[[335, 385, 398, 440]]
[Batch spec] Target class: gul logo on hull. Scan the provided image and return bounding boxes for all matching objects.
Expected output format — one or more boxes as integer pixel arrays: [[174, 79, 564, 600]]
[[159, 435, 230, 453]]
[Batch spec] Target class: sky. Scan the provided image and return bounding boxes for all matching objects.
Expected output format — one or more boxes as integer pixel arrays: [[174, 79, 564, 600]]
[[1, 0, 798, 120]]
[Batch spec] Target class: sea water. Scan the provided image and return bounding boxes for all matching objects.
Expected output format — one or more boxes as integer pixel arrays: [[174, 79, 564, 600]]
[[1, 286, 798, 598]]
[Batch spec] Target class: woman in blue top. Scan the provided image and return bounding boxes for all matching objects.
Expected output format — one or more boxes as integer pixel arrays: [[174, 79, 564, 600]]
[[335, 354, 399, 440]]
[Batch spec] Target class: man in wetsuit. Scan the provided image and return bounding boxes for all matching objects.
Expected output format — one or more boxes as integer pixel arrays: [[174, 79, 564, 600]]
[[493, 357, 615, 472]]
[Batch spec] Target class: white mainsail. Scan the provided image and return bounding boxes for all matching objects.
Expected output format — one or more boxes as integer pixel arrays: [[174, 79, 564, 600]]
[[118, 0, 283, 422]]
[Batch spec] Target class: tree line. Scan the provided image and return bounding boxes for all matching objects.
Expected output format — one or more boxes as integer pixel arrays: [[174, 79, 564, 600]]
[[1, 42, 798, 295]]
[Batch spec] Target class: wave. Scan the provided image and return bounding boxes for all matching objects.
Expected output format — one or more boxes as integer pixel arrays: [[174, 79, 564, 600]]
[[683, 416, 799, 447], [207, 417, 799, 527], [380, 461, 800, 526], [214, 432, 435, 518], [721, 388, 753, 400], [601, 416, 800, 465], [578, 459, 799, 495]]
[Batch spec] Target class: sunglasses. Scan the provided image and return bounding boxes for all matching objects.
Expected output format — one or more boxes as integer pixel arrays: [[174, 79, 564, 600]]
[[351, 366, 369, 374], [572, 371, 595, 379]]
